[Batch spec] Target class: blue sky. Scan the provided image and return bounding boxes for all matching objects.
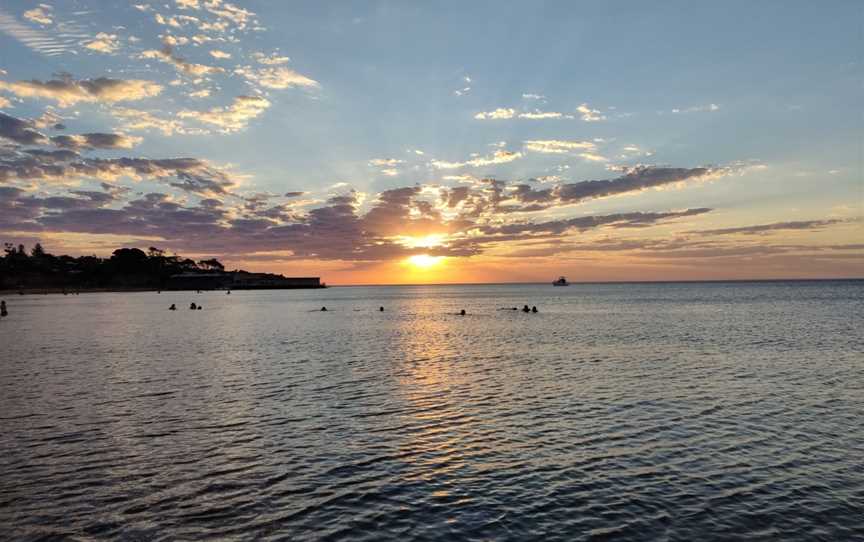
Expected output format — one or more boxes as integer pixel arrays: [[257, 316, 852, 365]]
[[0, 0, 861, 282]]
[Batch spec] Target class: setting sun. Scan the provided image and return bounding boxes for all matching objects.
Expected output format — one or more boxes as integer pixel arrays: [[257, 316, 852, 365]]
[[406, 254, 444, 268]]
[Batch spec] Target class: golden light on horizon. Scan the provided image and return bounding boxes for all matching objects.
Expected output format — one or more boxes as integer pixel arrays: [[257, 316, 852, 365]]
[[400, 234, 448, 249], [406, 254, 444, 268]]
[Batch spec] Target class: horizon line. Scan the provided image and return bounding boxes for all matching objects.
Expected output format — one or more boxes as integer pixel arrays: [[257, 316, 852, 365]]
[[328, 277, 864, 287]]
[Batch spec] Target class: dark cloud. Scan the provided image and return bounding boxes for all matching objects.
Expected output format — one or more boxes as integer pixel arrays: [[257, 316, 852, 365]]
[[0, 112, 49, 145], [506, 166, 720, 211], [481, 208, 712, 236], [0, 109, 748, 263], [0, 77, 162, 107], [50, 132, 140, 150], [689, 219, 845, 236], [1, 144, 233, 195]]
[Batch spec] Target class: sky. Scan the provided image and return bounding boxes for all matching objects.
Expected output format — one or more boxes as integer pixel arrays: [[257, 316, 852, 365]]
[[0, 0, 861, 284]]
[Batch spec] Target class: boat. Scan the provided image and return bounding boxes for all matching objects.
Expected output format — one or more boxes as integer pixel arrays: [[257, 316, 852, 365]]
[[553, 276, 569, 286]]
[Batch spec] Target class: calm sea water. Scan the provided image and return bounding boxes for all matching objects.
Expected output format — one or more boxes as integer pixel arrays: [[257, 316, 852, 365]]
[[1, 281, 862, 541]]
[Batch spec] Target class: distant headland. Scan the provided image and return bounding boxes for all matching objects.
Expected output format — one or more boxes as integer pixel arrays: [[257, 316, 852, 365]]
[[0, 243, 324, 293]]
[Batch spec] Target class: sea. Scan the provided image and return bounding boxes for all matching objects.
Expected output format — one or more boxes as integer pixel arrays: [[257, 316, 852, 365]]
[[1, 281, 862, 541]]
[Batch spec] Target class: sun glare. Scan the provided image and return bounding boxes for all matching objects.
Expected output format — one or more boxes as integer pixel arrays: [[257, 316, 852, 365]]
[[402, 234, 447, 249], [406, 254, 444, 268]]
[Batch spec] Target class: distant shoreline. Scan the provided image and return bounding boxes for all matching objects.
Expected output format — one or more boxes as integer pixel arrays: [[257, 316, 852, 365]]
[[332, 277, 864, 287], [2, 277, 861, 295]]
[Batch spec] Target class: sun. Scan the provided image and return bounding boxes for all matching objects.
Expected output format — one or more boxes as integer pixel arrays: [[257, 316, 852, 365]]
[[406, 254, 444, 268]]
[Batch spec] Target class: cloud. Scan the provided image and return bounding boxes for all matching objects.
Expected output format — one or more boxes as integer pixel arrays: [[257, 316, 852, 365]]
[[480, 208, 712, 237], [110, 107, 195, 136], [234, 66, 318, 90], [689, 219, 844, 236], [140, 44, 225, 76], [474, 108, 515, 120], [518, 111, 569, 119], [576, 103, 605, 122], [0, 142, 234, 194], [177, 95, 270, 132], [251, 53, 290, 65], [0, 77, 163, 107], [23, 5, 53, 26], [369, 158, 404, 167], [524, 140, 596, 154], [0, 112, 49, 145], [0, 96, 11, 107], [522, 93, 545, 100], [83, 33, 120, 53], [474, 107, 574, 120], [670, 103, 720, 114], [504, 166, 725, 211], [209, 49, 231, 59], [50, 133, 143, 150], [432, 149, 522, 170], [0, 9, 78, 56]]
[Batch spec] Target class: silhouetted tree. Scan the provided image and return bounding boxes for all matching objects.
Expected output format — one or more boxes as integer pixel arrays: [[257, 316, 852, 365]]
[[198, 258, 224, 272]]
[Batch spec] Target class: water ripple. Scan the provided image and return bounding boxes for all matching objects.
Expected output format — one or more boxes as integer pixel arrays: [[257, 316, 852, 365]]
[[1, 281, 862, 540]]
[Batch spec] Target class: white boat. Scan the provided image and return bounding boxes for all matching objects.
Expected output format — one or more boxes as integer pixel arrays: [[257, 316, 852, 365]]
[[553, 276, 569, 286]]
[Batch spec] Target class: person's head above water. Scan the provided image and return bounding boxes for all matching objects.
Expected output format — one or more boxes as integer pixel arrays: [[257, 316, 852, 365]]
[[532, 306, 538, 313], [379, 306, 384, 311], [460, 309, 466, 315]]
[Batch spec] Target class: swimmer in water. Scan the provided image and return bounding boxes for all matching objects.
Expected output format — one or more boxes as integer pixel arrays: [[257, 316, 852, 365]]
[[379, 306, 384, 312], [321, 306, 328, 311], [459, 309, 466, 316], [522, 305, 530, 313], [0, 300, 7, 317], [532, 306, 538, 313], [190, 302, 197, 310], [169, 304, 176, 310]]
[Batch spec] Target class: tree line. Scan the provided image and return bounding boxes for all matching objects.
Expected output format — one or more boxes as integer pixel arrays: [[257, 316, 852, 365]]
[[0, 244, 227, 290]]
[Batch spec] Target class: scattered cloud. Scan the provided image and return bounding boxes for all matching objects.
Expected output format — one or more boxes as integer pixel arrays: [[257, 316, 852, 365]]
[[474, 108, 515, 120], [235, 66, 318, 90], [252, 52, 291, 65], [83, 32, 120, 54], [177, 95, 270, 132], [0, 77, 163, 107], [432, 149, 523, 169], [668, 104, 720, 114], [140, 43, 225, 76], [524, 140, 596, 154], [576, 103, 605, 122], [0, 8, 78, 56], [23, 5, 53, 26]]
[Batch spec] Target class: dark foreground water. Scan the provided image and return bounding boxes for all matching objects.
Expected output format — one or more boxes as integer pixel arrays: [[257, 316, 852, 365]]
[[1, 281, 863, 541]]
